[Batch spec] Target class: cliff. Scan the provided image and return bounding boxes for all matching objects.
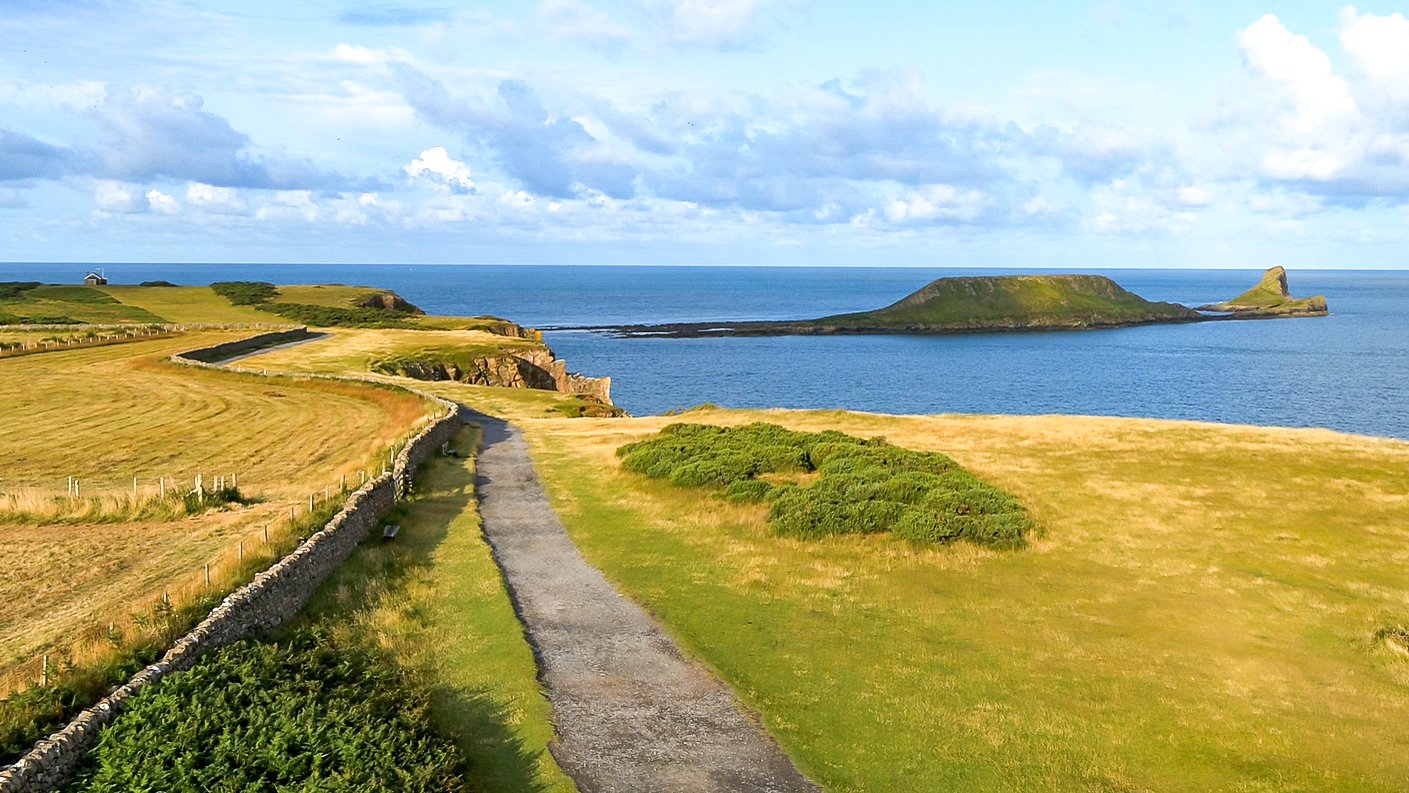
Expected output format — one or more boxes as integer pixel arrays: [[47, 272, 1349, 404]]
[[1199, 267, 1328, 317], [371, 344, 617, 414]]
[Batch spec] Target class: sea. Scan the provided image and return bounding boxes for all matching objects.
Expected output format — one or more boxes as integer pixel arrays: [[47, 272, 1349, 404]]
[[4, 263, 1407, 441]]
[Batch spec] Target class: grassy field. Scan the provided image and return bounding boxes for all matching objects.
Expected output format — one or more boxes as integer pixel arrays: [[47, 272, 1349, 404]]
[[0, 332, 434, 673], [520, 407, 1409, 792], [302, 427, 576, 792], [0, 286, 165, 324], [234, 336, 611, 419], [232, 327, 539, 375], [98, 285, 275, 325]]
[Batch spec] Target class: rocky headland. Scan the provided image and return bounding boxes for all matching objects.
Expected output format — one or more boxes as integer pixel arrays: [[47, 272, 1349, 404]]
[[1197, 266, 1329, 317]]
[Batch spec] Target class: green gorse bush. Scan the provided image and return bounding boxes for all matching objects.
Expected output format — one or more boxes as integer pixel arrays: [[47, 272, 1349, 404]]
[[617, 423, 1032, 549], [65, 629, 463, 792]]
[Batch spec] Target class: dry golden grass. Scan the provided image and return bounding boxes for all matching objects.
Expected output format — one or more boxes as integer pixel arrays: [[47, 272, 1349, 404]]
[[232, 327, 537, 376], [0, 502, 297, 683], [0, 332, 428, 498], [521, 407, 1409, 791], [0, 332, 435, 676]]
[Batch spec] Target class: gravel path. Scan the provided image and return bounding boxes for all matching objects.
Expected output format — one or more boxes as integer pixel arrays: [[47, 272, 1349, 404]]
[[469, 411, 819, 793]]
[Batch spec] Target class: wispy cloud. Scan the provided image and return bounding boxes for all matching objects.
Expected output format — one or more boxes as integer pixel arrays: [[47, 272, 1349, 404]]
[[336, 4, 453, 27]]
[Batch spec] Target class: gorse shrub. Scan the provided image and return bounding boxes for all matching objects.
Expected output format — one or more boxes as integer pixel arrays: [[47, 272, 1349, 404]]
[[0, 282, 43, 300], [261, 302, 417, 328], [65, 629, 463, 792], [617, 423, 1031, 549], [210, 281, 279, 305]]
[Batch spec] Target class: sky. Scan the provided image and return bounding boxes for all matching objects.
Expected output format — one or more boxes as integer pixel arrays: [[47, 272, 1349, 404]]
[[3, 1, 1409, 267]]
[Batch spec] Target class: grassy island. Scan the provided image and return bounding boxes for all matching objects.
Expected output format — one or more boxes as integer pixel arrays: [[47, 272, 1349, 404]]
[[588, 268, 1326, 337], [1200, 265, 1329, 317], [806, 273, 1200, 332]]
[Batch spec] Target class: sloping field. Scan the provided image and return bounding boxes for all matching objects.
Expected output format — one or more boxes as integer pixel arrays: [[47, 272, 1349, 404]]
[[0, 333, 433, 672], [98, 286, 274, 325], [522, 408, 1409, 791], [0, 286, 164, 324], [234, 328, 538, 375]]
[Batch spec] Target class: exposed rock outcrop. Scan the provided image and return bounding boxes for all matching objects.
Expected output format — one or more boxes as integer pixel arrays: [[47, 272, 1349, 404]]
[[356, 291, 424, 315], [373, 346, 615, 412]]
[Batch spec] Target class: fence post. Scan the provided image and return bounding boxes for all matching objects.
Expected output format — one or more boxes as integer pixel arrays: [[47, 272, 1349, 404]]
[[41, 655, 48, 687], [204, 564, 210, 588]]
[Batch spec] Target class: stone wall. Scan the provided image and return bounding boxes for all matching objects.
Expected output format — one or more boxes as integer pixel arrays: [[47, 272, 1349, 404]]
[[174, 327, 313, 363], [0, 338, 468, 793]]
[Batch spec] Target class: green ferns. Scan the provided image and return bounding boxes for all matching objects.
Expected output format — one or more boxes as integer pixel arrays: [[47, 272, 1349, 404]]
[[66, 630, 463, 792], [617, 423, 1031, 549]]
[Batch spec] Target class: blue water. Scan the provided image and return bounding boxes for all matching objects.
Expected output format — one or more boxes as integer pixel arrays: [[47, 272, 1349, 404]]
[[5, 263, 1407, 440]]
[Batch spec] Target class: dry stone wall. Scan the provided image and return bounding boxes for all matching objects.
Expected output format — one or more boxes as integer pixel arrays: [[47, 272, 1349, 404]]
[[0, 334, 468, 793], [175, 327, 313, 362]]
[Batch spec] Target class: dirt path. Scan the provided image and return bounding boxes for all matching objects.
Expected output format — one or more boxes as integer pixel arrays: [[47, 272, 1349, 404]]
[[469, 411, 819, 793]]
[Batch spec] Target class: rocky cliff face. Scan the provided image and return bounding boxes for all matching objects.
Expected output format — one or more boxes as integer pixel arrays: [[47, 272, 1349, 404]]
[[374, 346, 614, 408]]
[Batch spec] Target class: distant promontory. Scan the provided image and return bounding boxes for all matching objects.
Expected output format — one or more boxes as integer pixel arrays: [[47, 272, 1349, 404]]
[[576, 267, 1328, 338], [1198, 266, 1329, 318]]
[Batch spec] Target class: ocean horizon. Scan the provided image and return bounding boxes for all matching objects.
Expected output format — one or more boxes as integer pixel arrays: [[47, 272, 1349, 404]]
[[4, 262, 1406, 441]]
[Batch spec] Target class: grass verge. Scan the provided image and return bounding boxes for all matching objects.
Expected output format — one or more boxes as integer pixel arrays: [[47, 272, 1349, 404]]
[[300, 426, 575, 792]]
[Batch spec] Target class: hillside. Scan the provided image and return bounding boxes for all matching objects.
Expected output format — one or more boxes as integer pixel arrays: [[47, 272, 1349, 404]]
[[1200, 266, 1328, 317], [806, 273, 1201, 332]]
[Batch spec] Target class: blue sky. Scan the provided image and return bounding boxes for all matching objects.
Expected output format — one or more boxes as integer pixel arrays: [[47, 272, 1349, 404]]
[[3, 1, 1408, 267]]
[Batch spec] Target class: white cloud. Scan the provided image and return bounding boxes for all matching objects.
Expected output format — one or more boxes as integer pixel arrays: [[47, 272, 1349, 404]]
[[404, 146, 476, 192], [1247, 189, 1324, 216], [885, 184, 988, 223], [540, 0, 633, 44], [1085, 177, 1194, 235], [1175, 185, 1212, 207], [185, 182, 247, 214], [1339, 8, 1409, 88], [93, 181, 148, 213], [498, 189, 537, 209], [145, 188, 179, 215], [647, 0, 800, 47], [1022, 195, 1066, 216], [1237, 14, 1355, 133]]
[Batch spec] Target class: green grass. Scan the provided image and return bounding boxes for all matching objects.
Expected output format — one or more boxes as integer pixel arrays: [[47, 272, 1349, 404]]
[[810, 274, 1199, 331], [618, 422, 1031, 548], [524, 409, 1409, 792], [301, 427, 575, 792], [0, 286, 164, 325], [100, 286, 276, 325], [1213, 267, 1328, 314]]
